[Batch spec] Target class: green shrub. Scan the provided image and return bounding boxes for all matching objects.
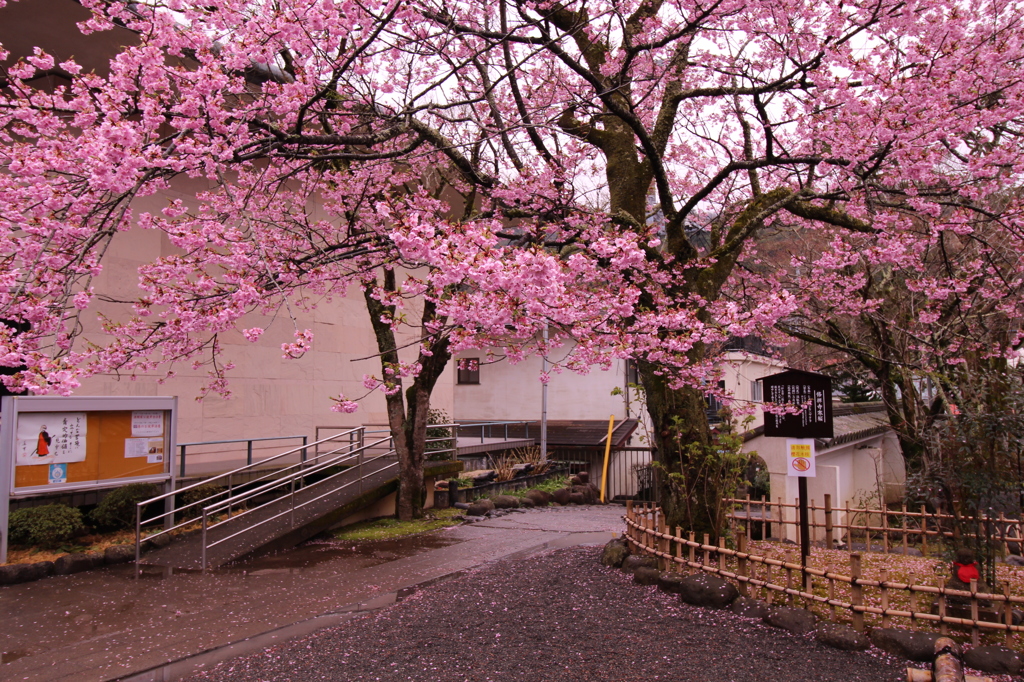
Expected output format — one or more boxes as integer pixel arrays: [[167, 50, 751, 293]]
[[176, 483, 226, 520], [90, 483, 161, 530], [8, 504, 85, 548]]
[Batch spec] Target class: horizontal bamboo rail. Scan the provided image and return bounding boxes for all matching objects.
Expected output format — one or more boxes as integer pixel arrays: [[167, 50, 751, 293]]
[[625, 503, 1024, 648], [724, 495, 1024, 556]]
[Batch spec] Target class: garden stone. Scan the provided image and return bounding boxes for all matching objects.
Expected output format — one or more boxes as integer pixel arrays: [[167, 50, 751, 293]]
[[869, 628, 940, 662], [518, 497, 535, 508], [453, 502, 470, 510], [569, 475, 584, 486], [963, 645, 1023, 675], [0, 563, 21, 585], [0, 562, 50, 585], [620, 555, 658, 574], [677, 573, 739, 609], [467, 499, 495, 516], [524, 490, 550, 506], [730, 596, 770, 620], [570, 485, 596, 504], [576, 471, 589, 484], [815, 622, 869, 651], [763, 606, 816, 636], [568, 492, 586, 505], [150, 533, 172, 548], [1003, 555, 1024, 567], [600, 538, 631, 568], [889, 546, 923, 557], [634, 566, 661, 586], [657, 571, 687, 594], [587, 483, 602, 501], [551, 488, 571, 505], [511, 463, 534, 477], [54, 552, 102, 576], [491, 495, 520, 509], [105, 545, 135, 564]]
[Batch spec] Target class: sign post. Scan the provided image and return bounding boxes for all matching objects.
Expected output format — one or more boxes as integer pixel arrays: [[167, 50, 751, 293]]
[[761, 370, 834, 567]]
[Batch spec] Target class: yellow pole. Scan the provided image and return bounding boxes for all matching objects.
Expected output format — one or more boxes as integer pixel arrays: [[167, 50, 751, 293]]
[[601, 415, 615, 503]]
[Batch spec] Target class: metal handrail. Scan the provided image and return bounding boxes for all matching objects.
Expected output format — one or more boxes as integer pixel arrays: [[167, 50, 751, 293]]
[[196, 426, 460, 569], [455, 420, 531, 443], [134, 426, 364, 565], [177, 434, 310, 478]]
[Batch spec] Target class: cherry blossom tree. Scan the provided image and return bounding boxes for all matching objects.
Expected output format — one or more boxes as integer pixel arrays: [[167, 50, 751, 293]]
[[2, 0, 1024, 532]]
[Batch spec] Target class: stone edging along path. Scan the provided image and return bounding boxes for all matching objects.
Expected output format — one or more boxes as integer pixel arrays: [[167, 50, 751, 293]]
[[602, 536, 1024, 679], [0, 542, 145, 585]]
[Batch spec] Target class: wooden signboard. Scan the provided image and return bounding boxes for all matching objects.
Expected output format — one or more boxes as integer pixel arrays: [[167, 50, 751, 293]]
[[761, 369, 834, 439]]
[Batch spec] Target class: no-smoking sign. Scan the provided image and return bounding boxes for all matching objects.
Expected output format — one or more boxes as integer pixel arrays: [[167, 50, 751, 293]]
[[786, 439, 816, 478]]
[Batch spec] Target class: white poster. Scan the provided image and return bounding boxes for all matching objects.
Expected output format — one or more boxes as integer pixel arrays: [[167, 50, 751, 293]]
[[126, 437, 165, 461], [785, 438, 816, 478], [16, 413, 87, 465], [131, 411, 164, 437]]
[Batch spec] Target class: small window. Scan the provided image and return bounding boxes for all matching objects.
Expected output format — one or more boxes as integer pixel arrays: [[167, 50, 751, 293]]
[[457, 358, 480, 385], [626, 359, 639, 386], [751, 380, 763, 403]]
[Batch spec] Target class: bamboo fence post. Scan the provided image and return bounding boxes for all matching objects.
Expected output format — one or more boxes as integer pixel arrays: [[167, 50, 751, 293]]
[[794, 497, 801, 547], [881, 569, 890, 628], [703, 533, 711, 567], [999, 512, 1008, 556], [909, 575, 919, 623], [659, 517, 669, 570], [902, 504, 908, 554], [744, 494, 751, 543], [785, 551, 795, 606], [778, 497, 785, 541], [921, 504, 929, 556], [845, 502, 852, 548], [851, 553, 864, 632], [674, 526, 683, 572], [688, 531, 696, 567], [811, 499, 816, 544], [737, 534, 748, 596], [761, 494, 768, 540], [765, 562, 774, 605], [719, 538, 727, 573], [828, 572, 836, 620], [970, 579, 980, 647], [938, 577, 948, 636], [824, 494, 834, 549], [1004, 584, 1013, 647], [882, 507, 890, 553]]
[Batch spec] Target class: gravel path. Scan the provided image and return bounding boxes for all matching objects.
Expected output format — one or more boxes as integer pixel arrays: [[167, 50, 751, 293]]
[[185, 546, 908, 681]]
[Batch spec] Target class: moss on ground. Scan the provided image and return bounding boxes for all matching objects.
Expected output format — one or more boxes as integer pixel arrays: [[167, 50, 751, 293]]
[[330, 508, 464, 542]]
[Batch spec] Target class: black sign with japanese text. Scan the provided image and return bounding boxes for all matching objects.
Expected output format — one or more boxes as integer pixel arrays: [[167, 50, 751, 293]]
[[761, 370, 834, 439]]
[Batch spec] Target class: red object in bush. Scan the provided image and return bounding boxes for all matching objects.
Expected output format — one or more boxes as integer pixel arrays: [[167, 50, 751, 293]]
[[955, 562, 980, 583]]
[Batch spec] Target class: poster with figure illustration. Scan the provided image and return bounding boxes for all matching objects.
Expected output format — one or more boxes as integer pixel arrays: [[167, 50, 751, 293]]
[[15, 413, 87, 465]]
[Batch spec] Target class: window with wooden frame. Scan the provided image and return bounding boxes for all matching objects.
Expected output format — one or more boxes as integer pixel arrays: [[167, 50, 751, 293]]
[[457, 358, 480, 385]]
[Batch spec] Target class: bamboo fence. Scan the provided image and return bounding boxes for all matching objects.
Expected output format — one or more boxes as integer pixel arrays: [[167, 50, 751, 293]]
[[723, 495, 1024, 556], [624, 502, 1024, 647]]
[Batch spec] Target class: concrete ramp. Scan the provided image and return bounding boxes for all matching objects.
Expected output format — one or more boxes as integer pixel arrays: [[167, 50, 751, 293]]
[[142, 458, 463, 570]]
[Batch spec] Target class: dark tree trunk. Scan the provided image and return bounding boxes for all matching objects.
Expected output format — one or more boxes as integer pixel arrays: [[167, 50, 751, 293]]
[[364, 274, 452, 521]]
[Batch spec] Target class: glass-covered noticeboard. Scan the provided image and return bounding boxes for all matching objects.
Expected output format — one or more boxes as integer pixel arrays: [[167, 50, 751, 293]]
[[2, 396, 177, 497]]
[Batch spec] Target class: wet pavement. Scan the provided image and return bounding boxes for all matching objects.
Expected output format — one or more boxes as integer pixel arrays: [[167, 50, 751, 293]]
[[0, 505, 624, 682]]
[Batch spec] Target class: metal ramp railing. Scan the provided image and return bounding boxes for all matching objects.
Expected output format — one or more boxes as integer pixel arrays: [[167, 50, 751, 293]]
[[134, 425, 458, 570]]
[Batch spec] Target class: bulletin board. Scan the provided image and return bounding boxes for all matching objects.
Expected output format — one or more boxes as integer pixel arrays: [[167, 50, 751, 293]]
[[1, 395, 177, 497]]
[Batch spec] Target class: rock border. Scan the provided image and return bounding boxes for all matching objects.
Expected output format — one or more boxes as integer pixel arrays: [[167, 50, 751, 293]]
[[601, 537, 1020, 677]]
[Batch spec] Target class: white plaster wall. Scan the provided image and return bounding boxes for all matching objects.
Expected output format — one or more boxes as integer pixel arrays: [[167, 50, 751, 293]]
[[719, 352, 787, 430], [64, 184, 455, 457], [453, 352, 632, 422], [746, 433, 896, 542]]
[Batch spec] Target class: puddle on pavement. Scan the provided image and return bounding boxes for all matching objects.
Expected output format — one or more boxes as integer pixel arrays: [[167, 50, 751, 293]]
[[2, 649, 32, 664], [223, 533, 461, 574]]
